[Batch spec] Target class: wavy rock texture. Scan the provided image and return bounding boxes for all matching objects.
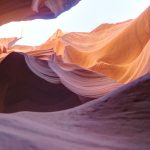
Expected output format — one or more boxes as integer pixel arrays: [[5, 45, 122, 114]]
[[1, 7, 150, 84], [0, 3, 150, 150]]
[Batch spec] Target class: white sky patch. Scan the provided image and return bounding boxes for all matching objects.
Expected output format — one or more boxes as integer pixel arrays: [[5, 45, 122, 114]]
[[0, 0, 149, 46]]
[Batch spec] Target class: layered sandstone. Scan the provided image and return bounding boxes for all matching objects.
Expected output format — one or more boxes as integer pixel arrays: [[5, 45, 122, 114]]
[[0, 2, 150, 150], [0, 0, 80, 25]]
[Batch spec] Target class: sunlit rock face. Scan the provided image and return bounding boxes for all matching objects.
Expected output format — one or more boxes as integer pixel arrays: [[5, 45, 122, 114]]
[[0, 2, 150, 150], [1, 7, 149, 84], [0, 37, 19, 54], [0, 0, 80, 25]]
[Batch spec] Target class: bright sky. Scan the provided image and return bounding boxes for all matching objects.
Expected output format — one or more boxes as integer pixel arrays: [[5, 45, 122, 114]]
[[0, 0, 149, 45]]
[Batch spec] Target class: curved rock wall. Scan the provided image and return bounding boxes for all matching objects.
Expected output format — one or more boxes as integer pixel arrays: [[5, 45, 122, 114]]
[[0, 0, 80, 25]]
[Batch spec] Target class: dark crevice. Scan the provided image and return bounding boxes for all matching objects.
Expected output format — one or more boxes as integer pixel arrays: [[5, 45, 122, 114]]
[[0, 52, 81, 113]]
